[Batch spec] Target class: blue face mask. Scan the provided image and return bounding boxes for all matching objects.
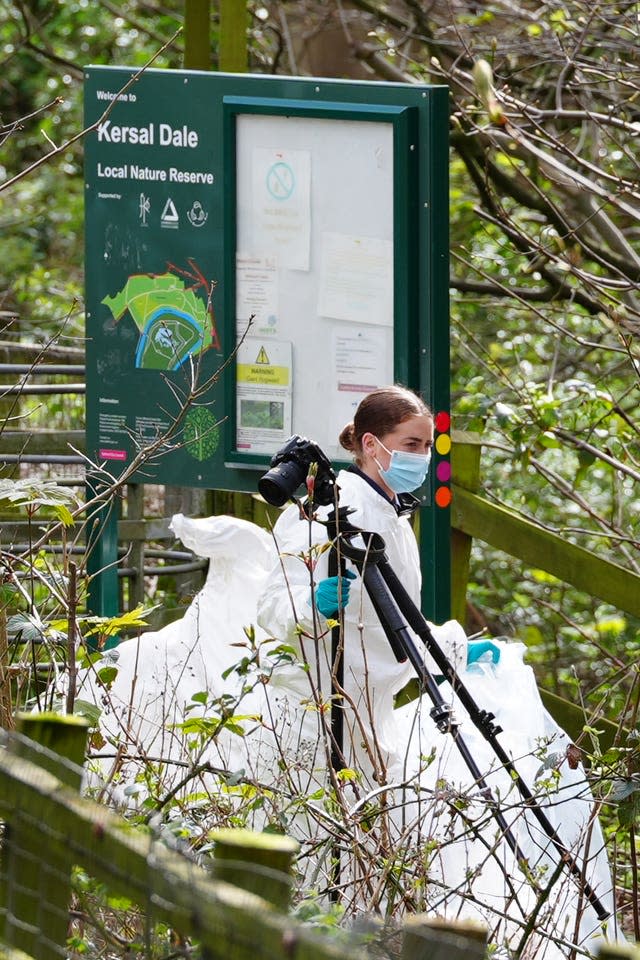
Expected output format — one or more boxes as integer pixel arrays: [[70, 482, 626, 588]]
[[374, 439, 432, 494]]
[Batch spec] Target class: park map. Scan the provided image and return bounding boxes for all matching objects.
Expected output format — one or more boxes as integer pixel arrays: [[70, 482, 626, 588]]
[[102, 264, 220, 370]]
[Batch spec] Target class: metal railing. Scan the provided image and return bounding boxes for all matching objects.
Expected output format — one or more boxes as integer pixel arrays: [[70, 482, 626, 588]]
[[0, 350, 207, 619]]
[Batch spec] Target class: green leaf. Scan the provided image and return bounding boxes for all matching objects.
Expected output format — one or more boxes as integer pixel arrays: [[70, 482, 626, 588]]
[[96, 666, 118, 687], [617, 792, 640, 827], [53, 503, 75, 527], [266, 643, 298, 660], [538, 431, 561, 449], [123, 783, 144, 797], [530, 569, 561, 585], [190, 691, 209, 705], [495, 402, 517, 426], [75, 648, 105, 670], [0, 478, 78, 517], [7, 614, 45, 642], [73, 700, 102, 726], [336, 767, 359, 783], [595, 617, 627, 635], [577, 449, 596, 469], [80, 604, 160, 639]]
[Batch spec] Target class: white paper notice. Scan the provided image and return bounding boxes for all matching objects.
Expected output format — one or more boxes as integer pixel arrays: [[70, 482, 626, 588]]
[[329, 326, 392, 440], [236, 253, 279, 338], [236, 338, 293, 454], [251, 148, 311, 271], [318, 232, 393, 325]]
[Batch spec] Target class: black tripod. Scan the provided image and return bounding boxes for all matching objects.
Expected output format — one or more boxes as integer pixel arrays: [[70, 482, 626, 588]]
[[325, 505, 610, 923]]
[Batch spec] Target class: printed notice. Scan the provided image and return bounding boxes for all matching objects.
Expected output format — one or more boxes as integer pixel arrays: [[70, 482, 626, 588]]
[[236, 338, 293, 453], [318, 232, 393, 325], [236, 253, 279, 338], [251, 148, 311, 271], [329, 326, 392, 440]]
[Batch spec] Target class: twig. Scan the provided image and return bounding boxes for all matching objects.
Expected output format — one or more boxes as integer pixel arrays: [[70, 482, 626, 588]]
[[65, 562, 78, 715], [0, 27, 183, 194]]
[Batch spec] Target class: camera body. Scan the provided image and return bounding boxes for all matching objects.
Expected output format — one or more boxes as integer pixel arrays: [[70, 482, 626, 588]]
[[258, 435, 336, 507]]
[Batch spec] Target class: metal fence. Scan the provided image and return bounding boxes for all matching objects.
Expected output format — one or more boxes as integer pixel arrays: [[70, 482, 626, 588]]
[[0, 347, 208, 624]]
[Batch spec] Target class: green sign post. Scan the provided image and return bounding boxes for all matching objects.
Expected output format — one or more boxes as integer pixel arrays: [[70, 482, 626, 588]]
[[84, 67, 450, 621]]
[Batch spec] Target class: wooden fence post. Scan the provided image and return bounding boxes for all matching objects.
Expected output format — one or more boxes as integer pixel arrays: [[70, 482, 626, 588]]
[[125, 483, 146, 610], [0, 712, 88, 960], [597, 946, 640, 959], [400, 916, 487, 960], [450, 431, 483, 626], [219, 0, 249, 73], [210, 828, 299, 911], [184, 0, 211, 71], [0, 946, 34, 960], [0, 602, 12, 731]]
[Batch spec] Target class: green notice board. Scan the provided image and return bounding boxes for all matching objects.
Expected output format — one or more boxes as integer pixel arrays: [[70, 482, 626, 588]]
[[84, 67, 450, 619]]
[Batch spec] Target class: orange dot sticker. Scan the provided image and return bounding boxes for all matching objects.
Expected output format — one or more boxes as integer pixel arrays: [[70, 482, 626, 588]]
[[435, 434, 452, 456], [435, 486, 452, 508]]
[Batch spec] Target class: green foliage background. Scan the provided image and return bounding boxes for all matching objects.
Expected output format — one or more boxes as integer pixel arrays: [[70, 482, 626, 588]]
[[1, 0, 639, 870], [1, 1, 640, 948]]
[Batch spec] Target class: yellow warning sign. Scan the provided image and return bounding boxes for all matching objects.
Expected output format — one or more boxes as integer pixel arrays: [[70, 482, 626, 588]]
[[255, 346, 270, 364], [237, 363, 289, 385]]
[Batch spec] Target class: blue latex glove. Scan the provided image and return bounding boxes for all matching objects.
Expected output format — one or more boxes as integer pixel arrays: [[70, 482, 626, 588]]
[[466, 639, 501, 665], [314, 570, 357, 618]]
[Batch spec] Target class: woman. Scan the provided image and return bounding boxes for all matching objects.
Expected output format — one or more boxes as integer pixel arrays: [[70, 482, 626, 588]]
[[256, 384, 618, 956], [256, 385, 468, 787]]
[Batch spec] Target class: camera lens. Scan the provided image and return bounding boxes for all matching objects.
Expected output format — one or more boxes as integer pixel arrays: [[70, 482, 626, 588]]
[[258, 459, 307, 506]]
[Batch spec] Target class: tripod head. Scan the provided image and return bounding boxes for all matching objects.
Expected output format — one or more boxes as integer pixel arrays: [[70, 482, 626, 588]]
[[326, 516, 387, 566]]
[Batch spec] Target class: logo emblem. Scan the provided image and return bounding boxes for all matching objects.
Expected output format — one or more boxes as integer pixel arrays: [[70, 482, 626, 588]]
[[139, 193, 150, 226], [187, 200, 208, 227], [160, 198, 179, 229]]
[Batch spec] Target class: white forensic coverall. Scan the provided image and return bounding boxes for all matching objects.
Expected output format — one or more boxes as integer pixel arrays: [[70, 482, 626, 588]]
[[256, 467, 468, 782]]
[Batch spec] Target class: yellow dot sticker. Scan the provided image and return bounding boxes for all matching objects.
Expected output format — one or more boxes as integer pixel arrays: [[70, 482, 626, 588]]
[[435, 434, 451, 455]]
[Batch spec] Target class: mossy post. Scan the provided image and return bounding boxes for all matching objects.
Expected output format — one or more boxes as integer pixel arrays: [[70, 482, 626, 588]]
[[400, 916, 487, 960], [0, 712, 89, 960], [597, 946, 640, 959], [219, 0, 248, 73], [13, 712, 88, 787], [0, 600, 12, 730], [184, 0, 211, 71], [450, 432, 483, 625], [0, 947, 35, 960], [210, 828, 299, 912]]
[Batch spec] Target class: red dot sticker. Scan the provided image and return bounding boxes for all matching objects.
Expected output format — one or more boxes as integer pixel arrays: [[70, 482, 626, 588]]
[[436, 461, 452, 483], [435, 486, 452, 508], [435, 411, 450, 433]]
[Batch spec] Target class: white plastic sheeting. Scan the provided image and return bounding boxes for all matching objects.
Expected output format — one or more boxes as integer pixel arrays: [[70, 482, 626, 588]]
[[76, 512, 620, 958], [78, 514, 276, 784]]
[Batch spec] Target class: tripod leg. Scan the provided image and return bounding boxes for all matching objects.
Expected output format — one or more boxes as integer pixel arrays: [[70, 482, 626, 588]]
[[375, 555, 610, 923], [359, 562, 537, 878]]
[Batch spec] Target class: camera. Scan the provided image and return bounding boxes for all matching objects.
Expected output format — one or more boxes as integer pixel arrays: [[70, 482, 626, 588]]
[[258, 435, 336, 507]]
